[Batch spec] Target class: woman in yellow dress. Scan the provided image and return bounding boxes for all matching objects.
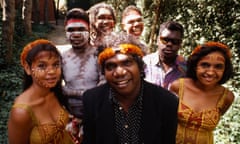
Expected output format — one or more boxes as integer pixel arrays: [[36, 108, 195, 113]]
[[170, 41, 235, 144], [8, 39, 75, 144]]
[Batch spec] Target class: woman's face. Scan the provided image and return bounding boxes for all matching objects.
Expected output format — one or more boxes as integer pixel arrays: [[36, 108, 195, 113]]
[[196, 51, 225, 87], [28, 51, 61, 89], [94, 7, 115, 35]]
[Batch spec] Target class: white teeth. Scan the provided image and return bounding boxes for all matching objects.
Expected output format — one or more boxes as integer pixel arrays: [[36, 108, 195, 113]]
[[132, 28, 141, 33], [117, 80, 128, 85], [133, 27, 141, 31], [203, 75, 215, 82], [115, 80, 129, 88], [205, 77, 214, 81]]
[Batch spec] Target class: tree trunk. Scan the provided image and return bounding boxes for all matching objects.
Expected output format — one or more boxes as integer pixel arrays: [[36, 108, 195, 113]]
[[2, 0, 15, 64], [32, 0, 40, 24], [22, 0, 32, 35], [148, 0, 161, 52], [44, 0, 49, 24]]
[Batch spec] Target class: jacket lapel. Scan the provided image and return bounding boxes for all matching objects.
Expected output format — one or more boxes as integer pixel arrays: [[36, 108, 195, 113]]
[[141, 82, 161, 143], [96, 85, 118, 143]]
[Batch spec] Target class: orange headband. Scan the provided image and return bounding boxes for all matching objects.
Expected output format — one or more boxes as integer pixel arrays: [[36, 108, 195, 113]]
[[98, 43, 144, 65], [20, 39, 54, 67], [191, 41, 232, 58]]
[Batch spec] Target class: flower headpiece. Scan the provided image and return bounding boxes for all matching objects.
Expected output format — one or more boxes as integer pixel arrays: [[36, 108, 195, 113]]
[[191, 41, 231, 58], [98, 43, 144, 65], [20, 39, 54, 67]]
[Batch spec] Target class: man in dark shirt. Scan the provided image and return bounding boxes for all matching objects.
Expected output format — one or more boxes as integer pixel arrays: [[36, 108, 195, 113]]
[[82, 32, 178, 144]]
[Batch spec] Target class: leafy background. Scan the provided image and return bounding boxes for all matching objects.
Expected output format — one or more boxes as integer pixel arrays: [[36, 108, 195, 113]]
[[1, 0, 240, 143]]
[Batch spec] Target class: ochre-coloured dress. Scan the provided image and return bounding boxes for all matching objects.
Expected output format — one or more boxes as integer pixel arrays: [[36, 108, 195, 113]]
[[11, 104, 75, 144], [176, 79, 229, 144]]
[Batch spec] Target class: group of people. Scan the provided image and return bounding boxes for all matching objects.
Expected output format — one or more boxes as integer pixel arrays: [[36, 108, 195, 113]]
[[7, 2, 235, 144]]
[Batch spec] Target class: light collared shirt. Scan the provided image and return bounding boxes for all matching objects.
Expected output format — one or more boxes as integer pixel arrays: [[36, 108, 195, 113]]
[[143, 52, 187, 89]]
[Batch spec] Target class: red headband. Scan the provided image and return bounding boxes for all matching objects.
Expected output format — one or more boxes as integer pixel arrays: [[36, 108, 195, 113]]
[[191, 41, 231, 58], [65, 19, 88, 27], [20, 39, 55, 67]]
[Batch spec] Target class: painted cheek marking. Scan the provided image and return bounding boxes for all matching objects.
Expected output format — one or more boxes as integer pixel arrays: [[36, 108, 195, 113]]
[[216, 56, 225, 62], [202, 55, 225, 62], [31, 69, 52, 88], [124, 15, 142, 23], [202, 55, 212, 60]]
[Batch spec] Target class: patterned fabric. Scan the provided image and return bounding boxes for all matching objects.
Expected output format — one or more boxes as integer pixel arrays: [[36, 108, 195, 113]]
[[110, 86, 143, 144], [61, 46, 105, 118], [11, 104, 74, 144], [176, 79, 229, 144], [143, 52, 187, 89]]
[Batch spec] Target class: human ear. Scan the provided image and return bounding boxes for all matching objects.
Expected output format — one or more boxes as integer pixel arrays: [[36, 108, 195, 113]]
[[121, 23, 127, 31], [24, 64, 31, 75]]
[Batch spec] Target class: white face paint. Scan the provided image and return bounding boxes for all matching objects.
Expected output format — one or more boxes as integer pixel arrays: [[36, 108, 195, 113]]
[[68, 31, 90, 47], [65, 22, 88, 39], [65, 19, 90, 48]]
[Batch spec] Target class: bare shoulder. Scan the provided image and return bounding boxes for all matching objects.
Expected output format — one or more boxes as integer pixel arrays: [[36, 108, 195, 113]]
[[9, 93, 33, 124], [8, 103, 33, 143], [221, 87, 235, 115], [183, 78, 194, 85], [8, 104, 32, 126], [226, 89, 235, 105], [169, 79, 181, 96]]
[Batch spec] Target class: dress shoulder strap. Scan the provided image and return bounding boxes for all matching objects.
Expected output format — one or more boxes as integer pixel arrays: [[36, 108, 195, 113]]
[[217, 88, 229, 108], [178, 78, 184, 100], [12, 104, 38, 124]]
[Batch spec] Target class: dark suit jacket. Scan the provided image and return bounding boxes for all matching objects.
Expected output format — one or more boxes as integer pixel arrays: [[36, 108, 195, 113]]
[[82, 81, 178, 144]]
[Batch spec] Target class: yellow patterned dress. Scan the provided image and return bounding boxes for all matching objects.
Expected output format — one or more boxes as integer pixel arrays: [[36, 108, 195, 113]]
[[176, 79, 229, 144], [11, 104, 75, 144]]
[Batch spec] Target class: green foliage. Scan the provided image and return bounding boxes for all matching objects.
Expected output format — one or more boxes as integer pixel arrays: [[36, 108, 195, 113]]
[[214, 96, 240, 143], [0, 66, 22, 144], [0, 10, 23, 140]]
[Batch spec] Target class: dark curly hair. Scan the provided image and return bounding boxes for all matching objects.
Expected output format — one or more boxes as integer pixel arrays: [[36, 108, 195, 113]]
[[158, 21, 184, 38], [121, 5, 142, 23], [64, 8, 89, 26], [99, 32, 145, 78], [187, 42, 234, 84], [87, 2, 116, 26]]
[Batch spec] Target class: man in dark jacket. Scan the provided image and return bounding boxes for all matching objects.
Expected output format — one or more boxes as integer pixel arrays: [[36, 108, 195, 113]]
[[82, 32, 178, 144]]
